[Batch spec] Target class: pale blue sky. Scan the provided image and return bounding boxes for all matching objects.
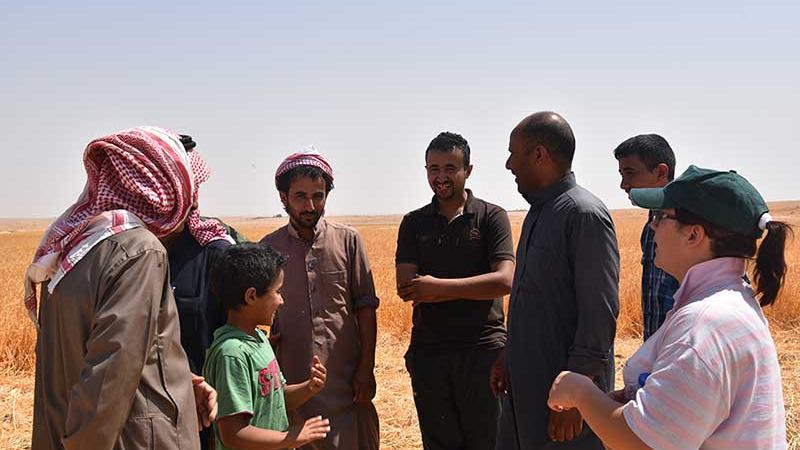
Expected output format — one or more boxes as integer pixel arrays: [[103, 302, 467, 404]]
[[1, 1, 798, 218]]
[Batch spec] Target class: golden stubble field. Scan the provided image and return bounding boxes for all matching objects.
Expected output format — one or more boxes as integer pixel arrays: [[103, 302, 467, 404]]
[[0, 203, 798, 449]]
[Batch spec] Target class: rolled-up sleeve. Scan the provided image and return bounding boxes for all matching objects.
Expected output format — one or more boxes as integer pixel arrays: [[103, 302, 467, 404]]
[[395, 215, 418, 265], [566, 210, 620, 378], [349, 231, 380, 309]]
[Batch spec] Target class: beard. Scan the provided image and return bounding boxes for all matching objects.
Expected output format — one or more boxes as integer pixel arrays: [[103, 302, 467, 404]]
[[286, 206, 323, 231]]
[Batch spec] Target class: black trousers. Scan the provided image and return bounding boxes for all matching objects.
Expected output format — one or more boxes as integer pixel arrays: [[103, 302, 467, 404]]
[[405, 346, 502, 450]]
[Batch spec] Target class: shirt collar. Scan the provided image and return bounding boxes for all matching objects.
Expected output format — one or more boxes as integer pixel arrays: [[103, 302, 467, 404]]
[[671, 257, 748, 310], [214, 324, 268, 343], [424, 189, 476, 217], [287, 217, 327, 243], [522, 172, 577, 209]]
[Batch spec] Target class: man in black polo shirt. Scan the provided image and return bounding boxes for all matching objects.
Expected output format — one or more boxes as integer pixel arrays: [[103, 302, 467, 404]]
[[396, 132, 515, 450]]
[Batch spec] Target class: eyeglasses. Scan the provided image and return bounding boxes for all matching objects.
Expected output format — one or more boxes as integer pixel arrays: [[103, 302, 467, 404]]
[[651, 210, 678, 226]]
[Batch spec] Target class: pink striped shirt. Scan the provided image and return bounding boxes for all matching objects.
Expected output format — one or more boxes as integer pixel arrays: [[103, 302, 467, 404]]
[[622, 257, 787, 449]]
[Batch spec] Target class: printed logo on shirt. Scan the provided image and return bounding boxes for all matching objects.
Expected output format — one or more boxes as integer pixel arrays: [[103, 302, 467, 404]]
[[468, 227, 482, 242], [258, 360, 282, 396]]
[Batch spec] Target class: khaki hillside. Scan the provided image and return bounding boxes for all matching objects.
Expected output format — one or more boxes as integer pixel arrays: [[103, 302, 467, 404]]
[[0, 203, 798, 449]]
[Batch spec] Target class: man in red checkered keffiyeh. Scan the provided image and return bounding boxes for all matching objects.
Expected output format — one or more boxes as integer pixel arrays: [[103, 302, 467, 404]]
[[29, 126, 221, 450], [24, 126, 231, 325]]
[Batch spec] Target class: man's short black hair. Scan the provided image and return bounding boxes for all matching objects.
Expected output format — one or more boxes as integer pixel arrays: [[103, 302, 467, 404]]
[[276, 166, 334, 194], [210, 242, 287, 312], [514, 112, 575, 169], [179, 134, 197, 152], [613, 134, 676, 180], [425, 132, 471, 167]]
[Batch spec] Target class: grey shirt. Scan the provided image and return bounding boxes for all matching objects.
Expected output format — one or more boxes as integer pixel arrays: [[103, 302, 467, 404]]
[[499, 173, 620, 450]]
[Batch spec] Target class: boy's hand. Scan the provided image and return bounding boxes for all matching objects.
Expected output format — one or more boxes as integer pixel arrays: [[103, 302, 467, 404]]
[[308, 355, 327, 395], [288, 416, 330, 446]]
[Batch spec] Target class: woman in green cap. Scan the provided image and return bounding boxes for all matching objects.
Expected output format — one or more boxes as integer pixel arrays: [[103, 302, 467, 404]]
[[546, 165, 791, 449]]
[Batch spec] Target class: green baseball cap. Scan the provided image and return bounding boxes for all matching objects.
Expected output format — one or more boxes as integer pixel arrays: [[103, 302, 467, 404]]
[[629, 165, 769, 238]]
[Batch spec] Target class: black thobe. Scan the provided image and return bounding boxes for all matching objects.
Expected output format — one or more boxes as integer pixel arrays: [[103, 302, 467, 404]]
[[497, 173, 620, 450]]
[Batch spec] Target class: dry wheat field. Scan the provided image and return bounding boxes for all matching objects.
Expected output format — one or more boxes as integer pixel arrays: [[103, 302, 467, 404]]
[[0, 203, 798, 449]]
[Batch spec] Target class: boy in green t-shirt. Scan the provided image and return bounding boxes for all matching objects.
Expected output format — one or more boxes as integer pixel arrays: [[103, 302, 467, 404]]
[[204, 242, 330, 450]]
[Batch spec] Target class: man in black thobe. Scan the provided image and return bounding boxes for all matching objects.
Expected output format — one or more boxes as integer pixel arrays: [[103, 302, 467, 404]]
[[493, 112, 620, 449]]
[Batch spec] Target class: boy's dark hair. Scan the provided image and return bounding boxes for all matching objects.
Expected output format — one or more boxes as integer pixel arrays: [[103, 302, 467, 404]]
[[210, 242, 288, 312], [613, 134, 676, 180], [276, 166, 334, 194], [425, 132, 471, 167]]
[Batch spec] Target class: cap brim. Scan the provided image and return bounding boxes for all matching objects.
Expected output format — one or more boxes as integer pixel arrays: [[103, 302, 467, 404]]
[[629, 187, 677, 210]]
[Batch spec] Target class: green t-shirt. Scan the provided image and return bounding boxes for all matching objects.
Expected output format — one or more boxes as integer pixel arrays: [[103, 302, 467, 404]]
[[203, 324, 289, 450]]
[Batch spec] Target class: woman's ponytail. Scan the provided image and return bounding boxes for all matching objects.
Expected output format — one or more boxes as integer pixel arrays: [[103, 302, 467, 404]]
[[754, 221, 793, 307]]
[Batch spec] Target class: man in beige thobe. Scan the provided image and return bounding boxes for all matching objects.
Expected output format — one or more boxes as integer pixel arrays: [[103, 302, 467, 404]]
[[261, 151, 380, 449]]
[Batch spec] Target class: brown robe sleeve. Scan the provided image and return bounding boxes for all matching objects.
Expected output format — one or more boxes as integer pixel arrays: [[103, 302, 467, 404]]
[[349, 231, 380, 310]]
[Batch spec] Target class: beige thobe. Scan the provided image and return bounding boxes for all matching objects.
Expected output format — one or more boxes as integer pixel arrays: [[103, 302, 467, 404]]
[[261, 219, 380, 450], [32, 227, 200, 450]]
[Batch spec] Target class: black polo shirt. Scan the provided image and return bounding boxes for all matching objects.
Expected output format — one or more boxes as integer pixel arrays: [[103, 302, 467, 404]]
[[396, 190, 515, 350]]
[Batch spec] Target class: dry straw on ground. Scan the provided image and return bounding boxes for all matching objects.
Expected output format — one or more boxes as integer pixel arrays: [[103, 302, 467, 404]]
[[0, 203, 798, 449]]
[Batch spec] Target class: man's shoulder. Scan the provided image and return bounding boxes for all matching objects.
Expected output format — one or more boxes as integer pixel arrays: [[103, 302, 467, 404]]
[[324, 220, 364, 242], [106, 227, 167, 258], [402, 203, 434, 221], [472, 197, 509, 222], [201, 216, 249, 244], [206, 239, 231, 253], [260, 225, 290, 244], [560, 184, 612, 218]]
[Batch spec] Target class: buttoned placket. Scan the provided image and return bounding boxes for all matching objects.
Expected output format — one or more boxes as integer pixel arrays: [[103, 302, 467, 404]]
[[510, 208, 539, 304], [287, 221, 329, 351], [428, 189, 477, 248], [509, 173, 575, 305], [304, 238, 327, 349]]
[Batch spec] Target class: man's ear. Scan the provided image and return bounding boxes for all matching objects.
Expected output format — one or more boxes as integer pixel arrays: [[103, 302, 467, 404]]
[[464, 164, 474, 179], [532, 144, 551, 165], [279, 191, 288, 207], [244, 287, 258, 305], [654, 163, 670, 183]]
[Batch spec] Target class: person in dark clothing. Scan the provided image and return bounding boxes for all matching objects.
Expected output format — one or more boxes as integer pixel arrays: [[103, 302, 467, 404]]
[[396, 132, 515, 450], [494, 112, 620, 450], [166, 223, 235, 373], [161, 134, 245, 449]]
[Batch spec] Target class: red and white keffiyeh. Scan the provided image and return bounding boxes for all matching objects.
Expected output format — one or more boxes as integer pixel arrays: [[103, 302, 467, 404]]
[[184, 148, 235, 246], [24, 126, 231, 325], [275, 148, 334, 184]]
